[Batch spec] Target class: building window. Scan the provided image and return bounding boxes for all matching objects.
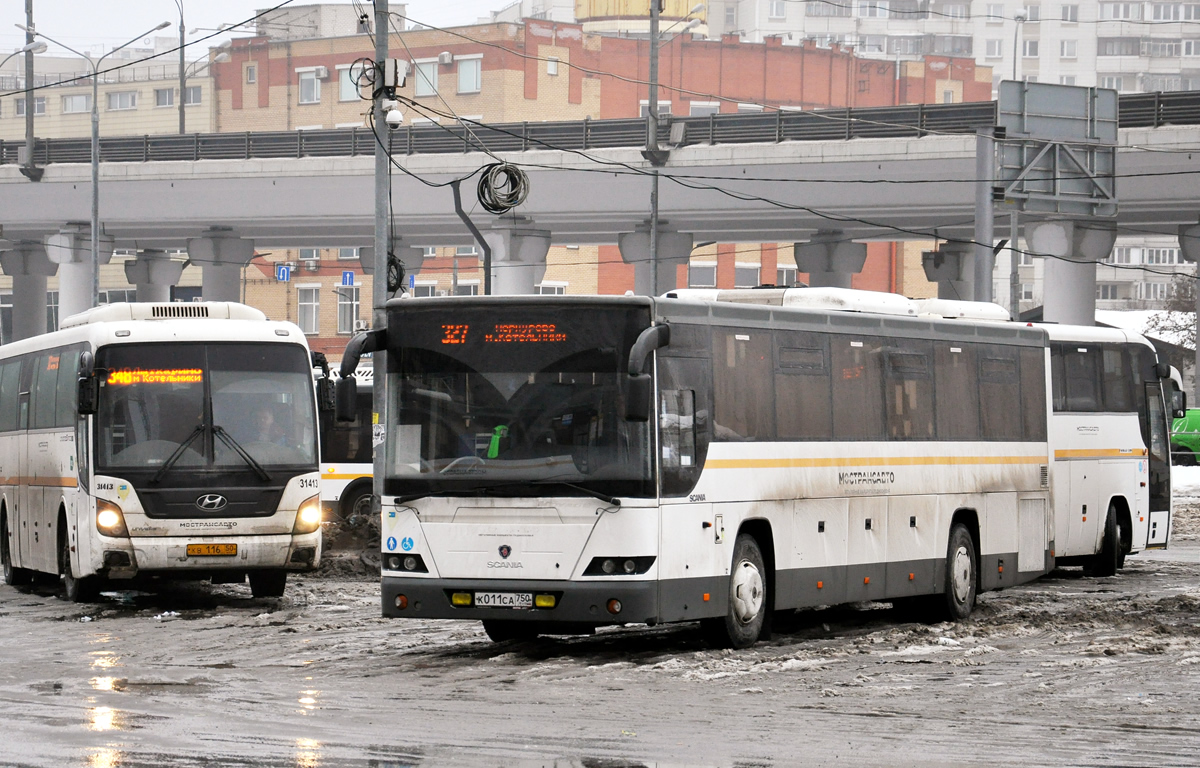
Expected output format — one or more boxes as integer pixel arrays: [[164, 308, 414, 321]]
[[184, 85, 202, 105], [455, 245, 479, 257], [1111, 246, 1135, 264], [154, 88, 174, 107], [1060, 75, 1077, 85], [1185, 39, 1200, 56], [1101, 3, 1142, 20], [1022, 40, 1039, 57], [1019, 251, 1035, 266], [639, 100, 672, 117], [246, 64, 257, 83], [726, 5, 737, 25], [734, 264, 760, 288], [690, 101, 719, 116], [1020, 283, 1034, 300], [100, 289, 136, 304], [1023, 4, 1041, 20], [457, 57, 482, 94], [298, 287, 319, 334], [299, 247, 320, 263], [337, 285, 360, 333], [737, 103, 764, 113], [1062, 4, 1079, 21], [338, 247, 359, 261], [943, 89, 955, 103], [62, 94, 91, 114], [454, 282, 479, 296], [1143, 39, 1182, 57], [1099, 38, 1141, 56], [546, 57, 559, 76], [689, 262, 717, 288], [777, 266, 797, 287], [46, 290, 58, 332], [1141, 282, 1168, 300], [0, 294, 10, 345], [339, 63, 365, 101], [298, 70, 321, 104], [986, 3, 1004, 22], [1146, 247, 1181, 264], [106, 91, 137, 111], [986, 39, 1004, 57], [536, 282, 567, 295], [414, 61, 438, 97], [15, 96, 45, 116], [1060, 40, 1077, 58], [422, 246, 437, 257], [1154, 3, 1182, 19], [1100, 75, 1125, 90], [769, 0, 786, 19], [412, 283, 436, 297], [859, 1, 890, 18], [1096, 283, 1119, 300]]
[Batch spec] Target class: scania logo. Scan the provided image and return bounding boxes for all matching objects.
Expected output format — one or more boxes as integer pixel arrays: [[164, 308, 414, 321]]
[[498, 544, 512, 559], [195, 494, 228, 512]]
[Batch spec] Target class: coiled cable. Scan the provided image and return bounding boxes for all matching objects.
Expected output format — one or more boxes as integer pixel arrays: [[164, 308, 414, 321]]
[[476, 162, 529, 214]]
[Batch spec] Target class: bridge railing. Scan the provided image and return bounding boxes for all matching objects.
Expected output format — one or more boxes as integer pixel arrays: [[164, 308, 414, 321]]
[[2, 92, 1198, 167]]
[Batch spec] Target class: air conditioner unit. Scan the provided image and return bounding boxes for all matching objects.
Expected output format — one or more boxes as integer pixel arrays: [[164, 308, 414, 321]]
[[313, 66, 329, 79], [437, 51, 453, 66], [353, 319, 369, 332], [302, 259, 319, 272]]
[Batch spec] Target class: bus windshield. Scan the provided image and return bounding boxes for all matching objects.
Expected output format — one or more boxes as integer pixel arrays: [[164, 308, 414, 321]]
[[95, 342, 317, 473], [383, 304, 653, 499]]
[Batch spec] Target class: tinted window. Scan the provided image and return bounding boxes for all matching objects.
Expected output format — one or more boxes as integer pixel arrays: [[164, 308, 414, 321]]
[[0, 360, 20, 432], [1059, 345, 1100, 412], [884, 341, 934, 439], [775, 332, 832, 440], [1020, 347, 1048, 441], [832, 336, 884, 440], [979, 346, 1021, 439], [1101, 347, 1133, 412], [54, 347, 81, 427], [713, 329, 774, 440], [31, 352, 59, 429], [935, 343, 979, 440]]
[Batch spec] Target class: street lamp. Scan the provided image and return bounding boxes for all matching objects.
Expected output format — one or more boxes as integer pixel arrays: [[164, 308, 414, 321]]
[[173, 0, 185, 134], [0, 39, 46, 69], [1012, 13, 1026, 81], [17, 21, 170, 309]]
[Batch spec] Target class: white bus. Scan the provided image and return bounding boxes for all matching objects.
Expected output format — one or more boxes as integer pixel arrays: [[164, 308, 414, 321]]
[[1, 302, 323, 601], [318, 366, 374, 526], [335, 290, 1173, 647]]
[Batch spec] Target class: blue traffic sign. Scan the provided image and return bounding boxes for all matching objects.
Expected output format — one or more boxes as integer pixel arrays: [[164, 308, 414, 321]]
[[342, 270, 355, 286], [275, 264, 292, 282], [408, 274, 415, 289]]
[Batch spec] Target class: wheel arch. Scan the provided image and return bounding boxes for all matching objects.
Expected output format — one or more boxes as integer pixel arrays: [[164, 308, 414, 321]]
[[339, 478, 373, 518], [950, 507, 981, 588], [1108, 495, 1133, 554], [736, 518, 775, 611]]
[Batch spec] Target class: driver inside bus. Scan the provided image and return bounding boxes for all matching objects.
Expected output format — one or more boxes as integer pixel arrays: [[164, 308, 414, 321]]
[[250, 405, 286, 445]]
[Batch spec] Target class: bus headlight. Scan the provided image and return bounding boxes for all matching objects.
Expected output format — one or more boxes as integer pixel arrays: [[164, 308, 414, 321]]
[[95, 500, 128, 537], [293, 495, 322, 534]]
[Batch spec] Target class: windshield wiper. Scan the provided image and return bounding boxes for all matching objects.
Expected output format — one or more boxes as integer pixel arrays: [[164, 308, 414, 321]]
[[396, 482, 620, 507], [149, 425, 205, 485], [213, 425, 272, 482], [528, 480, 621, 507]]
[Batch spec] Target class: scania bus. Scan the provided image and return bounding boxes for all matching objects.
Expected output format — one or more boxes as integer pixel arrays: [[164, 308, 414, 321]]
[[335, 289, 1173, 647], [0, 302, 323, 601]]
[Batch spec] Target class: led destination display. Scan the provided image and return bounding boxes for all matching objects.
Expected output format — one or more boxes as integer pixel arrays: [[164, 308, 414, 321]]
[[106, 368, 204, 386]]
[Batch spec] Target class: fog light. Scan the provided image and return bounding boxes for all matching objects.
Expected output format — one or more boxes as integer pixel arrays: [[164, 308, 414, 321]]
[[404, 555, 418, 571], [623, 559, 636, 574], [395, 594, 408, 610], [606, 598, 622, 615], [534, 594, 556, 608], [387, 555, 402, 570], [103, 550, 131, 568], [451, 592, 472, 606], [602, 559, 616, 574]]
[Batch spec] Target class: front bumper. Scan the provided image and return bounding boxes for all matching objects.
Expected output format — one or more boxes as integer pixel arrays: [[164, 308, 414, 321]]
[[101, 531, 322, 575], [382, 576, 659, 625]]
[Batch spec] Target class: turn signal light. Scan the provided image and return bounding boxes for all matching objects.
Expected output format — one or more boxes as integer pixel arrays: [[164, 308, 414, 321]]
[[95, 500, 128, 537], [606, 598, 622, 615], [451, 592, 472, 606], [395, 594, 408, 610]]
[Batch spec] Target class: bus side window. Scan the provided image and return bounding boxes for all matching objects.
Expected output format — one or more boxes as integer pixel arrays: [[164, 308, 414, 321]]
[[1101, 347, 1132, 413], [1063, 346, 1100, 412], [31, 352, 59, 430], [979, 346, 1021, 439], [54, 347, 81, 427], [832, 336, 885, 440], [0, 360, 20, 432], [1019, 347, 1048, 441], [658, 355, 708, 497], [712, 329, 774, 441], [884, 340, 934, 440], [775, 332, 832, 440], [935, 343, 979, 440]]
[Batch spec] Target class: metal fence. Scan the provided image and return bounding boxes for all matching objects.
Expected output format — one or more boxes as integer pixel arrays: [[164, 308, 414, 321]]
[[3, 92, 1199, 167]]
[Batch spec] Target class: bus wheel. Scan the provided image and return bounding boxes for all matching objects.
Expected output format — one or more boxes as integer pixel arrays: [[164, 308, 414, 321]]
[[938, 523, 976, 621], [482, 620, 539, 642], [58, 527, 99, 603], [344, 489, 373, 528], [1085, 507, 1121, 578], [2, 514, 33, 587], [1171, 447, 1195, 466], [703, 533, 767, 649], [249, 569, 288, 598]]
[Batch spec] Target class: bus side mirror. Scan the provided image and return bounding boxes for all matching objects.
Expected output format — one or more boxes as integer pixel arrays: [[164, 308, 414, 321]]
[[625, 374, 652, 422], [77, 375, 99, 416], [335, 376, 359, 423], [316, 378, 335, 413], [1155, 362, 1171, 379], [1173, 389, 1187, 419]]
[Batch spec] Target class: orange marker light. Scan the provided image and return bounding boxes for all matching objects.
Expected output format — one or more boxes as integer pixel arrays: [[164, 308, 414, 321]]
[[817, 581, 823, 589], [1082, 516, 1087, 522], [998, 565, 1004, 573], [864, 576, 870, 585], [702, 593, 710, 602], [908, 573, 914, 581]]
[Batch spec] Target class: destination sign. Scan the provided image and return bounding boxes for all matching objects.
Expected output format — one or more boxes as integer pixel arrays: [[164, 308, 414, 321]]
[[439, 323, 568, 345], [107, 368, 204, 386]]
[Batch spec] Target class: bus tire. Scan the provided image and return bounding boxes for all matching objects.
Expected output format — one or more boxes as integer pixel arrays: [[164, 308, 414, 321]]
[[1171, 446, 1195, 466], [342, 486, 373, 528], [1085, 508, 1121, 578], [482, 620, 539, 642], [59, 525, 99, 603], [2, 513, 33, 587], [938, 523, 976, 622], [249, 569, 287, 598], [703, 533, 768, 649]]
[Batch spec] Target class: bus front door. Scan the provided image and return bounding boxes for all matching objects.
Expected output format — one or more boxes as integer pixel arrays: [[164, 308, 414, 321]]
[[1145, 384, 1172, 548]]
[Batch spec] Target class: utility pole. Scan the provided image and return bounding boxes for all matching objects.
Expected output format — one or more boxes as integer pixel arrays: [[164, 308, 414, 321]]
[[179, 3, 186, 134], [371, 0, 390, 516], [646, 0, 662, 296], [20, 0, 42, 182]]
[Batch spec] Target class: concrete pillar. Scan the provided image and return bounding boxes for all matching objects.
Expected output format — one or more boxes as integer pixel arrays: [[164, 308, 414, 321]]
[[1027, 219, 1117, 327], [794, 231, 868, 289], [481, 218, 552, 296], [921, 242, 975, 301], [124, 249, 186, 303], [618, 221, 693, 296], [0, 244, 57, 341], [44, 224, 114, 321], [187, 229, 255, 303]]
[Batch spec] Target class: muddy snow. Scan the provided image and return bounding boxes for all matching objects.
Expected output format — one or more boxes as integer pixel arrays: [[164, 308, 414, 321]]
[[3, 508, 1199, 767]]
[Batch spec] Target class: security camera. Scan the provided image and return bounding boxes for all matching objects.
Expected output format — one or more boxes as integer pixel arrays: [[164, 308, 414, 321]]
[[385, 106, 404, 127]]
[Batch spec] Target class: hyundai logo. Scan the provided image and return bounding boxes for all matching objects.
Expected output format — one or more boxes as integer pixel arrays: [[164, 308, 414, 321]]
[[195, 494, 229, 512]]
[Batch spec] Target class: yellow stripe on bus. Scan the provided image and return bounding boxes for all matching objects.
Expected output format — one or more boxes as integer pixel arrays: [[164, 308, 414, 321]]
[[1053, 448, 1147, 459], [0, 477, 79, 488], [704, 455, 1046, 470], [321, 473, 373, 480]]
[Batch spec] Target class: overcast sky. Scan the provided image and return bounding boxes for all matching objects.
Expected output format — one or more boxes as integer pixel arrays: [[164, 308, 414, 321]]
[[2, 1, 505, 57]]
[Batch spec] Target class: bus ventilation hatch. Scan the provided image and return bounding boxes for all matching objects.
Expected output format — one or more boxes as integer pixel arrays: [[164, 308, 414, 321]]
[[1040, 466, 1049, 488], [151, 305, 210, 319]]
